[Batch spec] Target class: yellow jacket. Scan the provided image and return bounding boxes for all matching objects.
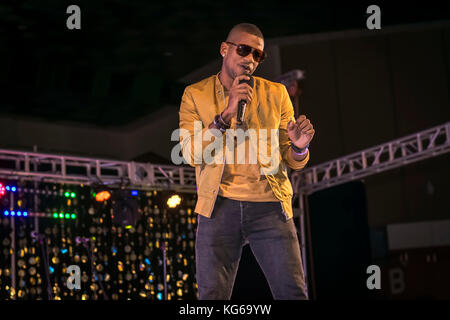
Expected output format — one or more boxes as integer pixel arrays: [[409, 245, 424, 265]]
[[178, 73, 310, 219]]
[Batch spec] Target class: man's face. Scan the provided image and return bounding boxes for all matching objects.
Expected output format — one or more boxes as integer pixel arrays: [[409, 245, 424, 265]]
[[221, 32, 264, 79]]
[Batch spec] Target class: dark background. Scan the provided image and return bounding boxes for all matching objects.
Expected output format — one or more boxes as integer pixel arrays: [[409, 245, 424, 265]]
[[1, 0, 449, 125]]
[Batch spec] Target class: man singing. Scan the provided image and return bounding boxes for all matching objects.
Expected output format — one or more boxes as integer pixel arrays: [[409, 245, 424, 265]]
[[178, 23, 315, 300]]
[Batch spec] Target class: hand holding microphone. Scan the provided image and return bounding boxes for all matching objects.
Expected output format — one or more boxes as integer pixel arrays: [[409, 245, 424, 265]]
[[236, 75, 254, 125], [221, 75, 254, 125]]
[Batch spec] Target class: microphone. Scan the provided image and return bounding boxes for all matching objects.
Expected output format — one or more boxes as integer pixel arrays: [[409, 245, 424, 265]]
[[237, 76, 254, 125]]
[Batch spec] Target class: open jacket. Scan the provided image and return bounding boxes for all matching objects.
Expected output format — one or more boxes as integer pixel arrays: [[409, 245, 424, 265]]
[[178, 73, 310, 220]]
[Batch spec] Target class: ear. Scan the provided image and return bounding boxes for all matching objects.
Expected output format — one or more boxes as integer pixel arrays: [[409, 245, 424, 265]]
[[220, 42, 227, 57]]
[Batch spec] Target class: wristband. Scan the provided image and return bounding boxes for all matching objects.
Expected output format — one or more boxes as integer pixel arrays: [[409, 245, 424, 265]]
[[219, 112, 231, 127], [213, 115, 228, 133], [291, 143, 309, 155]]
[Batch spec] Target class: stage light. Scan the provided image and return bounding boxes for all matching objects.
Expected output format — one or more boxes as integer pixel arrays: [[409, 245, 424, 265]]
[[59, 213, 64, 219], [5, 186, 10, 191], [96, 191, 111, 202], [17, 211, 22, 216], [71, 214, 76, 219], [53, 213, 58, 219], [64, 192, 70, 197], [23, 212, 28, 217], [167, 195, 181, 208], [0, 183, 6, 197], [11, 211, 15, 216], [64, 213, 70, 219], [11, 186, 16, 192], [70, 192, 76, 198], [4, 210, 9, 216], [131, 190, 138, 196]]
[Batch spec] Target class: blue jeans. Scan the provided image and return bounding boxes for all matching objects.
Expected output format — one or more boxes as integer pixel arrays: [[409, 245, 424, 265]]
[[195, 195, 308, 300]]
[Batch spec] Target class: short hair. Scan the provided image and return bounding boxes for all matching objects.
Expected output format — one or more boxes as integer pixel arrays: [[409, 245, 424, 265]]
[[226, 23, 264, 41]]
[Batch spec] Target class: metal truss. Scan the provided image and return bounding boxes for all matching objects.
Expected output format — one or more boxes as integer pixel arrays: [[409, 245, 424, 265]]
[[291, 122, 450, 196], [0, 149, 197, 193], [1, 122, 448, 197]]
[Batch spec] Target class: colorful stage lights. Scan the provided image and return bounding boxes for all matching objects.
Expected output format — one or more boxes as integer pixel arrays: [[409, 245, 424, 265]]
[[2, 210, 75, 219], [0, 183, 5, 198], [95, 190, 111, 202], [52, 212, 77, 220], [3, 185, 16, 193], [64, 191, 76, 198], [3, 210, 30, 217], [167, 194, 181, 208]]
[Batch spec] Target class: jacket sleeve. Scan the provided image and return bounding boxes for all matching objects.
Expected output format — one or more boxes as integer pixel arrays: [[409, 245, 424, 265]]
[[279, 84, 310, 171], [178, 87, 223, 167]]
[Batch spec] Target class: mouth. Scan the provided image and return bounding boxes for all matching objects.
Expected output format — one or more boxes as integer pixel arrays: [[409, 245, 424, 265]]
[[239, 64, 252, 73]]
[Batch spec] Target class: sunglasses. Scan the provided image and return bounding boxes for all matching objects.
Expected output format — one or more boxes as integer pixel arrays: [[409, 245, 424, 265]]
[[225, 41, 267, 63]]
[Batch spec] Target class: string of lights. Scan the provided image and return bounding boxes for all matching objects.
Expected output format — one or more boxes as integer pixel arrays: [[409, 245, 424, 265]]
[[0, 179, 198, 300]]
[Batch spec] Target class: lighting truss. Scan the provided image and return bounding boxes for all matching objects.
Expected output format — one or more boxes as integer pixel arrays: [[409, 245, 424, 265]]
[[0, 149, 197, 193], [1, 122, 448, 197], [291, 121, 450, 196]]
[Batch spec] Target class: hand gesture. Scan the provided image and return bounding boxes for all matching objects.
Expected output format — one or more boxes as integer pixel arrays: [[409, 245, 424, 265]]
[[287, 115, 315, 149]]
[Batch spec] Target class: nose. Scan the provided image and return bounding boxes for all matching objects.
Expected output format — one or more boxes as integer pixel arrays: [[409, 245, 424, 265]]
[[249, 50, 257, 62], [243, 54, 255, 65]]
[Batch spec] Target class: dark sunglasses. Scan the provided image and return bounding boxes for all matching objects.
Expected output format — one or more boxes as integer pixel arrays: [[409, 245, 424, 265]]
[[225, 41, 267, 63]]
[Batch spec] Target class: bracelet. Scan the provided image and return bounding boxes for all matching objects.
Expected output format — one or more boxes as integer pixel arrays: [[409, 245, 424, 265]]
[[291, 143, 309, 155], [293, 147, 308, 156], [219, 112, 231, 127], [213, 115, 227, 133]]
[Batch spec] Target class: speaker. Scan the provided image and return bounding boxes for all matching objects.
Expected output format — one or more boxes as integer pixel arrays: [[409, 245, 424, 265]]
[[307, 180, 372, 299]]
